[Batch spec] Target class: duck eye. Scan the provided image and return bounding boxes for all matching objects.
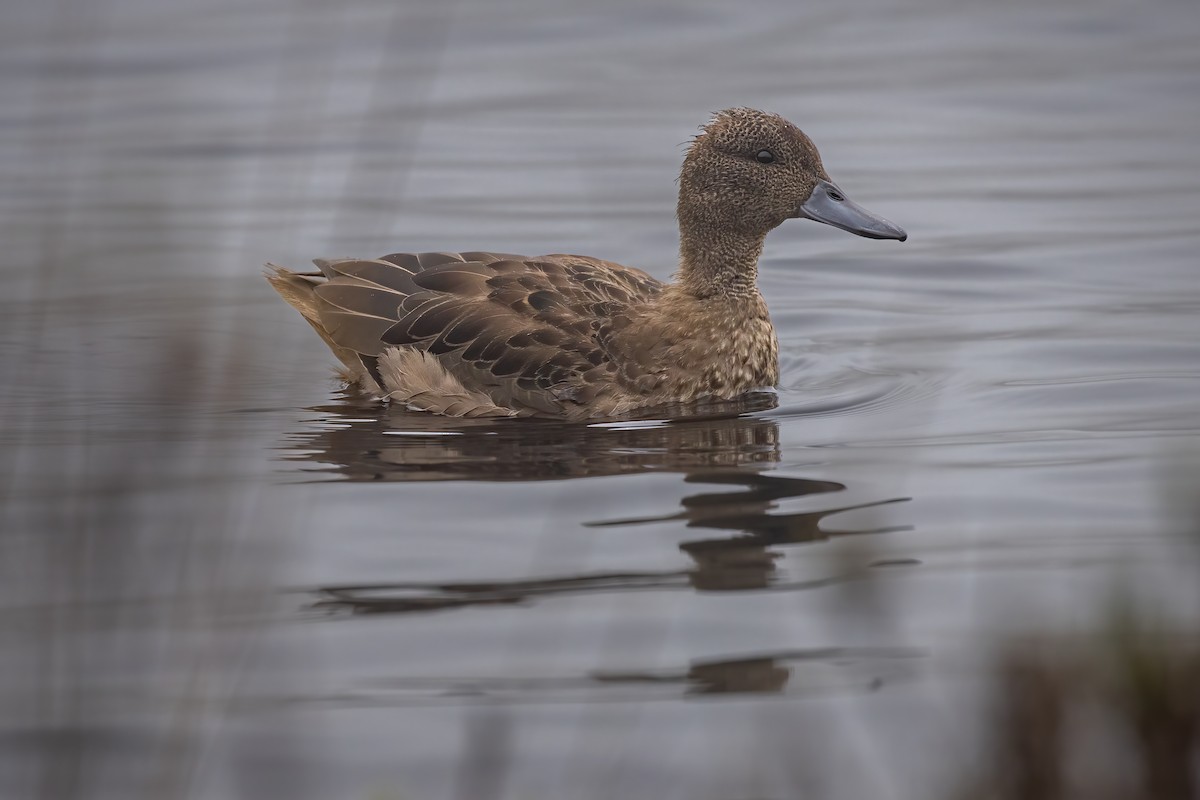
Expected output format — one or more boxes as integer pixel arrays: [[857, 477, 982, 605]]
[[755, 150, 775, 164]]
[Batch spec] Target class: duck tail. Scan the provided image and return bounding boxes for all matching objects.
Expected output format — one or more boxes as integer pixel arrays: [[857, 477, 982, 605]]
[[265, 264, 374, 387], [265, 263, 323, 325]]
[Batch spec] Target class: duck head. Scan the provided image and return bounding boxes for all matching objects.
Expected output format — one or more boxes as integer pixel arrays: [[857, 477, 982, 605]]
[[678, 107, 906, 243]]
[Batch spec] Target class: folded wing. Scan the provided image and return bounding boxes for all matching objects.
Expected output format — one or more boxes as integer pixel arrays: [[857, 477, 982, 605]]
[[308, 251, 663, 415]]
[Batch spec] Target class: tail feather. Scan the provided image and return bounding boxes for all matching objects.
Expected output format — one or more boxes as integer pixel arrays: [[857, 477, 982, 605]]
[[268, 262, 523, 416], [265, 264, 377, 388], [265, 264, 322, 323]]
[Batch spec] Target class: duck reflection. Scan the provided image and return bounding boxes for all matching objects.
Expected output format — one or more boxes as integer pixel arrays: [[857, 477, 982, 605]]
[[288, 391, 782, 481], [289, 395, 911, 614], [286, 398, 916, 698], [588, 647, 915, 696], [589, 472, 909, 591], [312, 479, 907, 614], [344, 646, 921, 702]]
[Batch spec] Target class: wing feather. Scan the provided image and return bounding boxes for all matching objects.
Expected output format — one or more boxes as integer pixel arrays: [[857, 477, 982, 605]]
[[318, 258, 421, 293], [295, 251, 663, 414], [315, 284, 406, 318]]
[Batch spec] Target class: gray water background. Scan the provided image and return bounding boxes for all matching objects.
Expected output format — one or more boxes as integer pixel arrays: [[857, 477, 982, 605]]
[[1, 0, 1199, 797]]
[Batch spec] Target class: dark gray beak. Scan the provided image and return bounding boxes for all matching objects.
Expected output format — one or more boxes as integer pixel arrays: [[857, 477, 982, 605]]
[[796, 179, 907, 241]]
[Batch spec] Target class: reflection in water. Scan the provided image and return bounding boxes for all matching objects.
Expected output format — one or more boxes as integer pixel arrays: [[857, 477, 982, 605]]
[[314, 647, 924, 703], [285, 391, 782, 481], [594, 646, 921, 695], [312, 473, 910, 614], [287, 398, 914, 698], [292, 398, 912, 613], [590, 472, 911, 591]]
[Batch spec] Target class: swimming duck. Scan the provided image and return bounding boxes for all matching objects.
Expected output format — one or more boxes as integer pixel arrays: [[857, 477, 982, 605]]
[[268, 107, 906, 419]]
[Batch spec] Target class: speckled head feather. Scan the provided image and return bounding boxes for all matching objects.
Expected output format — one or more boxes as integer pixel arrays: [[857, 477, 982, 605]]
[[678, 108, 830, 237]]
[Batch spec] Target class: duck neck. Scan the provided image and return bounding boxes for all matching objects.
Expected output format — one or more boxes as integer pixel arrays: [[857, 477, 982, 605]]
[[675, 226, 767, 301]]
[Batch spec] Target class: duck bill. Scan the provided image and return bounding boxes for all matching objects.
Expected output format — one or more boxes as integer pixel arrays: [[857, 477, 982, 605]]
[[796, 179, 907, 241]]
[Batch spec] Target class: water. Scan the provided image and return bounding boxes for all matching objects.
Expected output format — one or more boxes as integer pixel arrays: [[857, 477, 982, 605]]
[[2, 0, 1199, 797]]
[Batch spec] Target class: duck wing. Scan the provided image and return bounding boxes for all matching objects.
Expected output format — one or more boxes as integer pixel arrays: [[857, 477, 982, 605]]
[[309, 251, 663, 415]]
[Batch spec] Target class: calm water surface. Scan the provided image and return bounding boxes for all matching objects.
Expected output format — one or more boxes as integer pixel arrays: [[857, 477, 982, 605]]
[[1, 0, 1198, 798]]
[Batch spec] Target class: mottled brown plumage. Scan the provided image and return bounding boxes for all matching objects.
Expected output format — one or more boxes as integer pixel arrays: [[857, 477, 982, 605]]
[[267, 108, 906, 419]]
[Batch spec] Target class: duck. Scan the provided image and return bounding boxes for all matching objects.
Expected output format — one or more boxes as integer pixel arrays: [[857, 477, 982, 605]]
[[267, 107, 906, 420]]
